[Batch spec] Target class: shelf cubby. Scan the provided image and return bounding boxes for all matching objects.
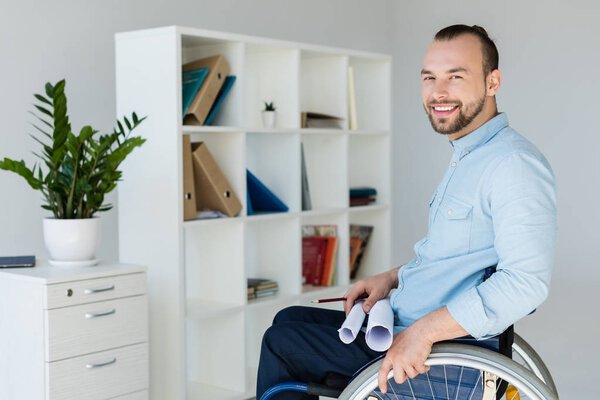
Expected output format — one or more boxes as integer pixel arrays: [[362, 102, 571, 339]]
[[246, 132, 300, 213], [244, 45, 300, 129], [348, 133, 391, 206], [300, 51, 349, 126], [349, 56, 391, 131]]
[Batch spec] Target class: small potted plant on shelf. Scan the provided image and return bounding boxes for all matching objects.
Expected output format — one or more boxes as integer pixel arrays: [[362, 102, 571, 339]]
[[0, 79, 146, 266], [262, 101, 277, 128]]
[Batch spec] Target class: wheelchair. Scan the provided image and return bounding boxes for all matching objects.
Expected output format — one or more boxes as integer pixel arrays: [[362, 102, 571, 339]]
[[260, 326, 558, 400]]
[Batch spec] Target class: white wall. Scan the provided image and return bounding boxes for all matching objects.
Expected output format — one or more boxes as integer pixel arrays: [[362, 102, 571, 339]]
[[393, 1, 599, 398], [0, 0, 393, 261]]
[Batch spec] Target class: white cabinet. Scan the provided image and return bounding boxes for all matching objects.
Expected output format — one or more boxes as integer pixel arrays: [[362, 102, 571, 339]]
[[115, 26, 391, 400], [0, 262, 148, 400]]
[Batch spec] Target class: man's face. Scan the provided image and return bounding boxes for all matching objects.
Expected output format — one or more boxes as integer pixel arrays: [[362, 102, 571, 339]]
[[421, 34, 492, 139]]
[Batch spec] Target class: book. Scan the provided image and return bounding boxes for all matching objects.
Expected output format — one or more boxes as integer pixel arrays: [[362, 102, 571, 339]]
[[301, 142, 312, 211], [350, 187, 377, 198], [349, 225, 374, 279], [183, 55, 230, 125], [182, 68, 209, 117], [302, 236, 328, 285], [320, 236, 339, 286], [246, 169, 289, 214], [348, 65, 358, 130], [300, 112, 344, 129], [302, 224, 337, 237], [191, 142, 242, 217], [248, 278, 279, 300], [182, 135, 198, 220], [350, 197, 376, 207], [204, 75, 236, 125]]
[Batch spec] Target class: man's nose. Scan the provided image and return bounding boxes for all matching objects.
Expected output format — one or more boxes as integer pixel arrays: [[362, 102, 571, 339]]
[[432, 80, 449, 101]]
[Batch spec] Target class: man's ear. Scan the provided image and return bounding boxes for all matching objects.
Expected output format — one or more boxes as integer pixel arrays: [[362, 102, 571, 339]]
[[486, 69, 501, 96]]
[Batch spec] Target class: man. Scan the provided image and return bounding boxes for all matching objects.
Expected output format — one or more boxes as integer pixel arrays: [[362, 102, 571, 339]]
[[256, 24, 556, 399]]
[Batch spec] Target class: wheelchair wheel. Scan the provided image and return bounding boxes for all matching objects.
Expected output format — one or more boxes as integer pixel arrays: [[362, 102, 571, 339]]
[[339, 343, 557, 400], [512, 333, 558, 396]]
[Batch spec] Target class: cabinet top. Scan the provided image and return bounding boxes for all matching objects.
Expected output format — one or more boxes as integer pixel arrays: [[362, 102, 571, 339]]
[[0, 261, 146, 284]]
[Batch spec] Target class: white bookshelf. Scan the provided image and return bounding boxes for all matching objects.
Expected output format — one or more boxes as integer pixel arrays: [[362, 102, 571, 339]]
[[116, 26, 391, 400]]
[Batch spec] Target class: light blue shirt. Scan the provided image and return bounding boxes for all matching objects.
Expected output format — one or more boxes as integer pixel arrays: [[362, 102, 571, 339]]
[[390, 113, 556, 339]]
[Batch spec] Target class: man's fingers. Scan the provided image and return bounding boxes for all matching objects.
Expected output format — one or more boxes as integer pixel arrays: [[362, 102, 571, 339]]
[[378, 359, 392, 393], [416, 364, 430, 375], [392, 364, 406, 384]]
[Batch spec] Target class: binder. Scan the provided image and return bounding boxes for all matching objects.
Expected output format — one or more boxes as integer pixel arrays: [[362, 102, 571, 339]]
[[246, 169, 288, 214], [183, 55, 230, 125], [191, 142, 242, 217], [182, 68, 209, 117], [204, 75, 236, 125], [182, 135, 197, 221]]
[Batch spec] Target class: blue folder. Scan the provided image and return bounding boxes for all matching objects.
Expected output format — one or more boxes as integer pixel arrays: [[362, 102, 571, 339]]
[[246, 169, 288, 215], [204, 75, 236, 125], [182, 68, 209, 117]]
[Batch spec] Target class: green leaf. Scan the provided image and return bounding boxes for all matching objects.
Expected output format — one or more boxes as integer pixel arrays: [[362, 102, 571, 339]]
[[34, 94, 52, 106]]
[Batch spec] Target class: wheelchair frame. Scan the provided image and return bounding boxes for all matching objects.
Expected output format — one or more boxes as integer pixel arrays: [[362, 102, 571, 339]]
[[260, 332, 558, 400]]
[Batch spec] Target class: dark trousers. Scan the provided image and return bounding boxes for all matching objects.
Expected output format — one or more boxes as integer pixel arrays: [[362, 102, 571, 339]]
[[256, 306, 383, 400]]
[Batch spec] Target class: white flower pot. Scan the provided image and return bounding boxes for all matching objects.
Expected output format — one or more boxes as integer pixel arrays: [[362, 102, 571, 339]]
[[262, 111, 276, 128], [43, 217, 101, 266]]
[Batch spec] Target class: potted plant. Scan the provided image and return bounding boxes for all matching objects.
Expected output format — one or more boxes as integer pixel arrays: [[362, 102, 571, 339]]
[[0, 79, 145, 266], [262, 101, 277, 128]]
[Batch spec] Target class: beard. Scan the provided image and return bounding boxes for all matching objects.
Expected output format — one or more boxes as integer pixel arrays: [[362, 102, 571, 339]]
[[424, 94, 486, 135]]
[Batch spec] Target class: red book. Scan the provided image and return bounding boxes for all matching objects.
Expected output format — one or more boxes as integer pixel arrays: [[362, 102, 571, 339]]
[[302, 237, 328, 285]]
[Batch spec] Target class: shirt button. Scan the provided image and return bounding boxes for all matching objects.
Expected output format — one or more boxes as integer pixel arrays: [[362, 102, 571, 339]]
[[437, 197, 442, 203], [447, 209, 453, 216], [398, 281, 403, 290], [451, 162, 457, 167], [415, 259, 421, 265]]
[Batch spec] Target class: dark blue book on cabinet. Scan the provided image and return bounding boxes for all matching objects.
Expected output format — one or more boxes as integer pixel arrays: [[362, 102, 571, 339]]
[[182, 68, 209, 117], [204, 75, 236, 125], [246, 169, 288, 215]]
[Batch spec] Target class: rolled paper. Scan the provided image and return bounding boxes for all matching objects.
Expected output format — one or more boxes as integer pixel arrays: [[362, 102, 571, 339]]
[[338, 300, 366, 344], [365, 298, 394, 352]]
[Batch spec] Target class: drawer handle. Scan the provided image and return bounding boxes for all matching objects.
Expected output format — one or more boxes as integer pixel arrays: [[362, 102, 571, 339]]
[[86, 357, 117, 369], [85, 308, 116, 319], [84, 284, 115, 294]]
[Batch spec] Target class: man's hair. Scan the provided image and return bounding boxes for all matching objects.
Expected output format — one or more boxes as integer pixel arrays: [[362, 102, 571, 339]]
[[434, 25, 499, 76]]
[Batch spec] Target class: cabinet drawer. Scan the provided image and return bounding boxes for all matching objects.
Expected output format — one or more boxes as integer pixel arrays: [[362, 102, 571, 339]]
[[46, 296, 148, 361], [46, 273, 146, 309], [47, 343, 148, 400]]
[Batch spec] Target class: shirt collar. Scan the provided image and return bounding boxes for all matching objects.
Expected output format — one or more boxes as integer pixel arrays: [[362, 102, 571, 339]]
[[450, 113, 508, 158]]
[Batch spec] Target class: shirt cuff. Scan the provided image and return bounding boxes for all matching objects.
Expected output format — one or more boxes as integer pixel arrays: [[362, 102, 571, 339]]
[[446, 288, 494, 340]]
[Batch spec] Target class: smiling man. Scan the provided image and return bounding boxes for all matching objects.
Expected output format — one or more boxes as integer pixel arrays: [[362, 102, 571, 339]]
[[256, 25, 556, 399]]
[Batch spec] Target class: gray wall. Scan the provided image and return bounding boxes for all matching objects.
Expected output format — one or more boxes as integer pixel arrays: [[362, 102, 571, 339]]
[[0, 0, 594, 397], [393, 1, 599, 397], [0, 0, 393, 261]]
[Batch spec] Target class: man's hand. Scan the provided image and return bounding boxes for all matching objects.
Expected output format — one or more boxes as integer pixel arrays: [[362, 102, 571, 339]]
[[343, 268, 399, 314], [377, 324, 432, 392], [377, 307, 468, 393]]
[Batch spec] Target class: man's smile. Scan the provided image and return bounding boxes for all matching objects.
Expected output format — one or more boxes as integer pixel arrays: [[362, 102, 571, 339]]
[[431, 104, 460, 118]]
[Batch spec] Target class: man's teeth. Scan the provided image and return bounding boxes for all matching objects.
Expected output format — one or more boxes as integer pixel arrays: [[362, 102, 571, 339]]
[[434, 106, 456, 111]]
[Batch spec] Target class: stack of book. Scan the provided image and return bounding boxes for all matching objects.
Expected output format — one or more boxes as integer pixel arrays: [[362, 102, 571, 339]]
[[349, 225, 374, 279], [301, 225, 339, 286], [300, 112, 344, 129], [182, 54, 236, 126], [247, 278, 279, 301], [349, 187, 377, 207]]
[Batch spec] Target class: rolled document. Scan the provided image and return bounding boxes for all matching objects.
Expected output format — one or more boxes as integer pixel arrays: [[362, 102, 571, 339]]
[[338, 300, 366, 344], [365, 298, 394, 351]]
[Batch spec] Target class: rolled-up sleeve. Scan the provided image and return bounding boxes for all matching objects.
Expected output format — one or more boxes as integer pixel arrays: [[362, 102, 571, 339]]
[[447, 151, 557, 339]]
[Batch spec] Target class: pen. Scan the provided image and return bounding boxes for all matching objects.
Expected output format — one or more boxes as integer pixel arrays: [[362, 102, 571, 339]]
[[311, 297, 347, 303], [311, 294, 368, 304]]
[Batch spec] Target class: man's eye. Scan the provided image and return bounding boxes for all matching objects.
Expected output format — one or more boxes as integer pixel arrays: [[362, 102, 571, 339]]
[[423, 76, 435, 81], [450, 75, 463, 80]]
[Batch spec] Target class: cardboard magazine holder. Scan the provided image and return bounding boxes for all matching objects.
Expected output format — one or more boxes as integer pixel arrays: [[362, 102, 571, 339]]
[[182, 135, 197, 220], [183, 55, 230, 125], [191, 142, 241, 217]]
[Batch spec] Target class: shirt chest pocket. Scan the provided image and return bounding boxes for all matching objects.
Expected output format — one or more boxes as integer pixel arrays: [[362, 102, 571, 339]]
[[428, 195, 473, 258]]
